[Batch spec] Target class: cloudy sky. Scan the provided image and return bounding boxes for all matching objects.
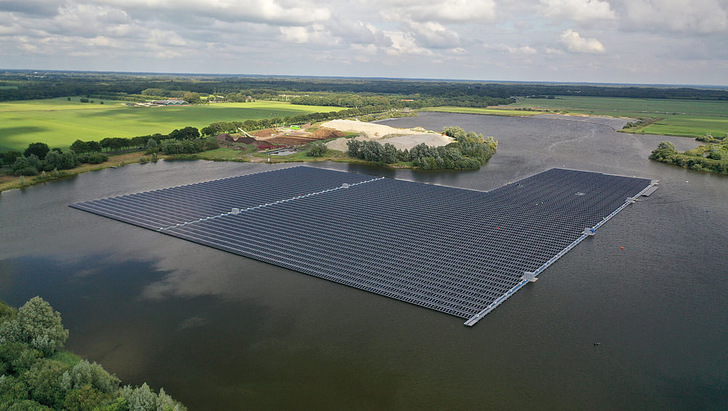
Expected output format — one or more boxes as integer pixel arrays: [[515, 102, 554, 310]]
[[1, 0, 727, 85]]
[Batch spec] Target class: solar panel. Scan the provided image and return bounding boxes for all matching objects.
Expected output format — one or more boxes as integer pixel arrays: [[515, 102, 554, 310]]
[[70, 166, 657, 326]]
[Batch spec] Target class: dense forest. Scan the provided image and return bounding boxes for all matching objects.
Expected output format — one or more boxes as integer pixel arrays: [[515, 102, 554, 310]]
[[0, 297, 186, 410], [2, 70, 727, 106]]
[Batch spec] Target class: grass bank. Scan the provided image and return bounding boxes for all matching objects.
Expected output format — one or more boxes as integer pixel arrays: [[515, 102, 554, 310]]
[[0, 151, 150, 192], [509, 96, 728, 138], [421, 106, 544, 116]]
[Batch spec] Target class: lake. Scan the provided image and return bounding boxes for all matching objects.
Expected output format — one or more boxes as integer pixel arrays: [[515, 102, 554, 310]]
[[1, 112, 726, 409]]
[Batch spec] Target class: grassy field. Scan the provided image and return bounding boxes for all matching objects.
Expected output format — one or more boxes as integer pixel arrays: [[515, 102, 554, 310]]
[[0, 98, 338, 151], [510, 96, 728, 138], [421, 106, 542, 116]]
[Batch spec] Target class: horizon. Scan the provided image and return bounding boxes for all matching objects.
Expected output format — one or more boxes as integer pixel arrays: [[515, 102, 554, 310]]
[[3, 68, 728, 90], [2, 1, 727, 87]]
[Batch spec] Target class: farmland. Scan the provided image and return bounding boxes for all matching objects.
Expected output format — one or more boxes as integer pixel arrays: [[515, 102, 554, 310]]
[[420, 106, 543, 116], [0, 98, 337, 151], [510, 96, 728, 138]]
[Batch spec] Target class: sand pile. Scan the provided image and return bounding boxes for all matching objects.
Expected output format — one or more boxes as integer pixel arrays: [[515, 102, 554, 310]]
[[321, 119, 453, 151]]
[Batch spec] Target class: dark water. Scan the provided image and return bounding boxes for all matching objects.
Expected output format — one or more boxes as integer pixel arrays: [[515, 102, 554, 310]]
[[1, 113, 726, 409]]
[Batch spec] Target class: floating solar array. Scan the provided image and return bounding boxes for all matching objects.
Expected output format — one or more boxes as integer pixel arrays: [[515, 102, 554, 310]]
[[71, 166, 657, 326]]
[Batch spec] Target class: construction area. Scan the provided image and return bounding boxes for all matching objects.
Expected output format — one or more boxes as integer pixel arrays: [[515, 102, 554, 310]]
[[214, 119, 455, 153], [215, 125, 347, 151], [70, 167, 657, 326]]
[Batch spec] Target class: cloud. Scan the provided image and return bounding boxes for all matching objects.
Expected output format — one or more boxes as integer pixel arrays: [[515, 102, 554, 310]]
[[0, 0, 63, 17], [331, 21, 391, 47], [618, 0, 728, 34], [485, 43, 538, 56], [280, 24, 336, 45], [0, 0, 726, 85], [384, 31, 433, 56], [559, 29, 605, 53], [97, 0, 331, 26], [380, 0, 496, 23], [407, 21, 460, 49], [540, 0, 616, 22]]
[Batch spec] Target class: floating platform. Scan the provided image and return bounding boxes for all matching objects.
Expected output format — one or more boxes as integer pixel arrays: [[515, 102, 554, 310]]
[[71, 167, 657, 326]]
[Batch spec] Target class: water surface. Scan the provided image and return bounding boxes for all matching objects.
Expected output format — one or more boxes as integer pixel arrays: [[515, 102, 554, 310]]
[[1, 113, 726, 409]]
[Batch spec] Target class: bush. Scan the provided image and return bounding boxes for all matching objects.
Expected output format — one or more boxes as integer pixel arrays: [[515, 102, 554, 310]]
[[307, 141, 327, 157], [14, 166, 39, 176], [2, 150, 22, 166], [78, 154, 108, 164], [203, 137, 219, 151]]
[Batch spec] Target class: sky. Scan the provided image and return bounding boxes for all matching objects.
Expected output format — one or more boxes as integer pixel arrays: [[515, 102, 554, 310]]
[[1, 0, 727, 86]]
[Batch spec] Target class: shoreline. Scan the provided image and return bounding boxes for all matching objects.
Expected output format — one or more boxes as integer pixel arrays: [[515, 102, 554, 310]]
[[1, 110, 718, 194]]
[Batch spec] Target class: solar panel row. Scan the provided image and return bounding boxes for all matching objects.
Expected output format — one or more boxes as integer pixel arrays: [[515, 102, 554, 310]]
[[71, 166, 656, 325]]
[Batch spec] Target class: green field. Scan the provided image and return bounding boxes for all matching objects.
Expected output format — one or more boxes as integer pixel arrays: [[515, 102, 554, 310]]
[[0, 98, 338, 151], [510, 96, 728, 138], [421, 106, 542, 116]]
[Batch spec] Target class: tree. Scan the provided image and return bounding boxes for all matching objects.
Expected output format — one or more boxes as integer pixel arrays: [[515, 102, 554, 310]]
[[382, 143, 398, 164], [120, 383, 186, 411], [168, 127, 199, 140], [60, 150, 79, 169], [61, 360, 120, 394], [24, 142, 50, 160], [131, 136, 148, 148], [63, 384, 111, 411], [87, 141, 102, 153], [657, 141, 677, 152], [12, 156, 39, 176], [307, 141, 327, 157], [70, 140, 90, 154], [650, 141, 678, 162], [182, 92, 201, 104], [2, 150, 22, 166], [25, 360, 69, 408], [0, 296, 69, 356], [43, 150, 63, 171]]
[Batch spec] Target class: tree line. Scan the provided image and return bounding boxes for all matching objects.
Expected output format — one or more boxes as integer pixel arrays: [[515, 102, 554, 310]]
[[4, 70, 727, 104], [0, 296, 186, 410], [346, 126, 497, 170], [4, 142, 94, 176], [1, 125, 220, 176]]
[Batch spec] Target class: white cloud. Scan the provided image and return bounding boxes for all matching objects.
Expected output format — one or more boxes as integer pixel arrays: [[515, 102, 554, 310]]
[[379, 0, 496, 23], [331, 21, 391, 47], [407, 21, 460, 48], [96, 0, 331, 25], [384, 31, 433, 56], [279, 24, 336, 45], [540, 0, 616, 22], [485, 43, 538, 56], [559, 29, 605, 53], [619, 0, 728, 34], [0, 0, 726, 84]]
